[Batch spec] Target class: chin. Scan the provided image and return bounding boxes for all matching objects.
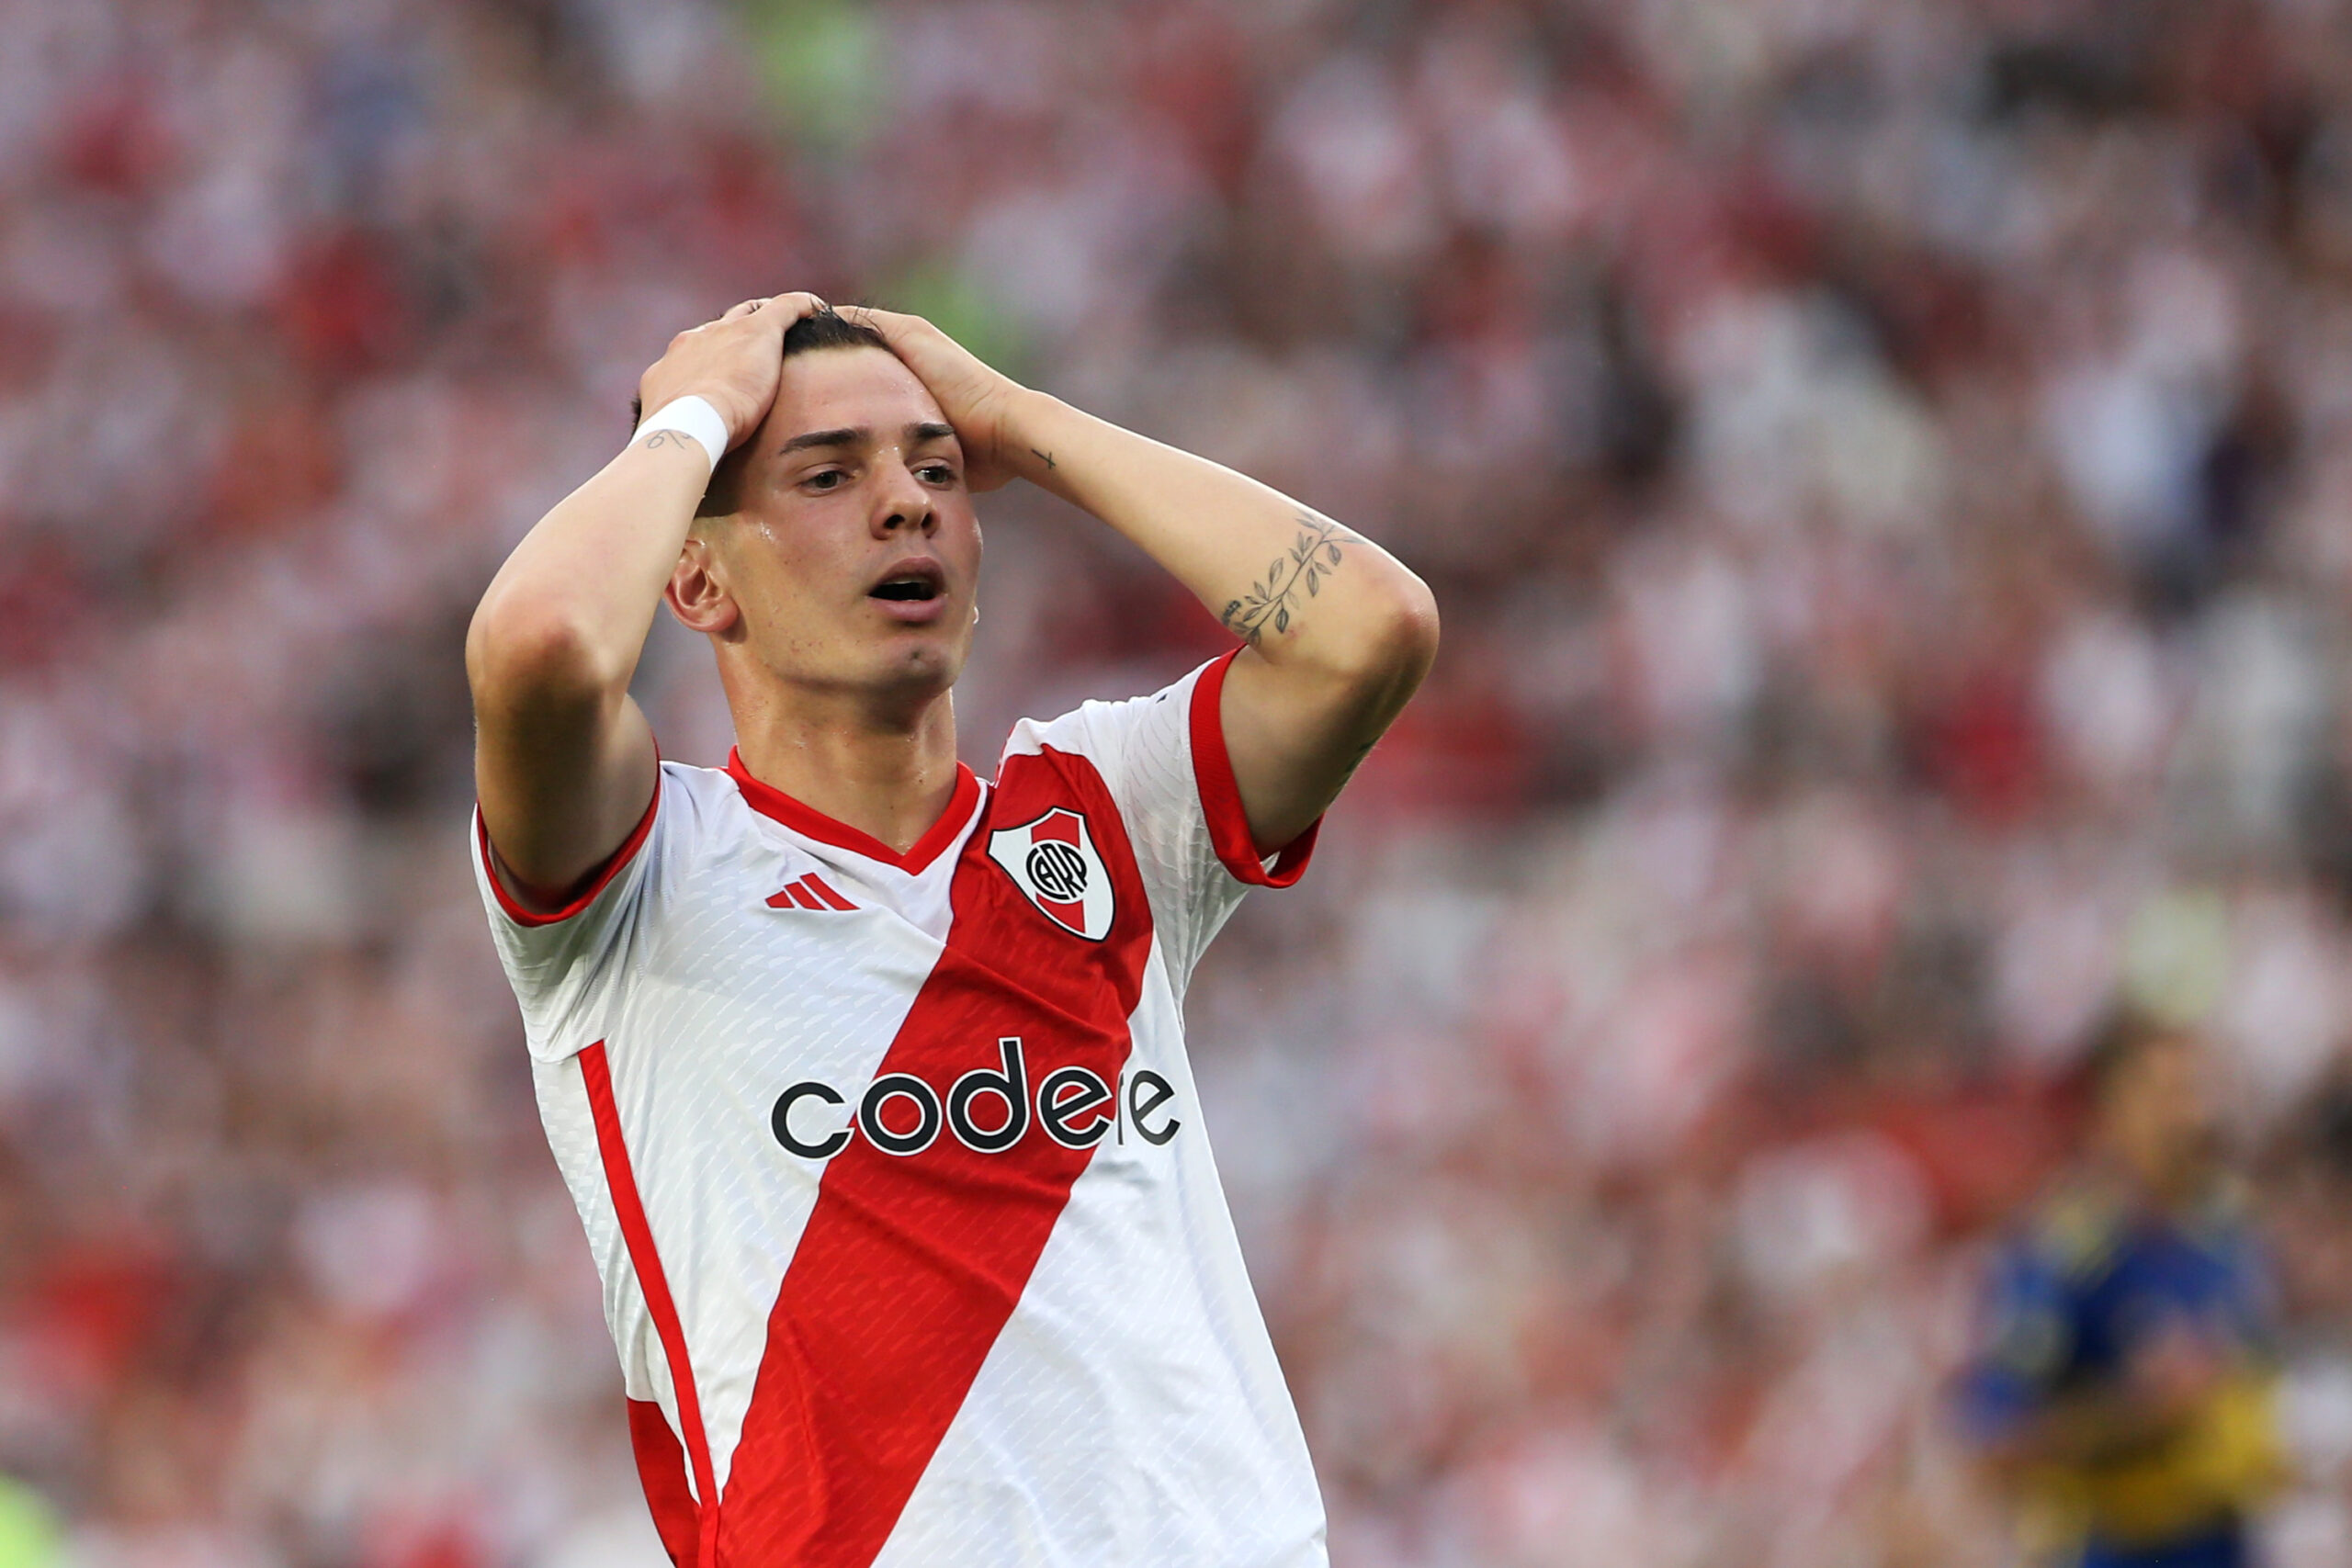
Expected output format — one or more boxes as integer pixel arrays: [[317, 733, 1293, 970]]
[[876, 639, 967, 697], [754, 619, 972, 709]]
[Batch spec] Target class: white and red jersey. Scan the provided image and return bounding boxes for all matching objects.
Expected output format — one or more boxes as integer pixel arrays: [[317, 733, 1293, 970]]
[[472, 652, 1329, 1568]]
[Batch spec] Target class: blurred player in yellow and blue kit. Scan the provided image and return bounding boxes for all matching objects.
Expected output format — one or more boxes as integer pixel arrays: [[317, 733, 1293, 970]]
[[1960, 1020, 2287, 1568]]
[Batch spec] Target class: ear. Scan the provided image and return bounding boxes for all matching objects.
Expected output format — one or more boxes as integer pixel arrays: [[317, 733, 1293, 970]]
[[666, 529, 742, 638]]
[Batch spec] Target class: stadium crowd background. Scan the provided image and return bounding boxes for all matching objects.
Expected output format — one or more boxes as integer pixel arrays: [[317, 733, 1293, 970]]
[[5, 0, 2352, 1563]]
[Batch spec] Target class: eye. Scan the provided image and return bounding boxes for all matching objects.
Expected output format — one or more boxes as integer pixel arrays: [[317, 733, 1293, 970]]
[[919, 462, 957, 486], [802, 469, 846, 492]]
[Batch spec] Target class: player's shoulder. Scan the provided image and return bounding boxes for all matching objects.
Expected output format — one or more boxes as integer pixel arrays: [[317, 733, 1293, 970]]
[[642, 756, 770, 863], [647, 755, 737, 824], [2181, 1174, 2260, 1245], [998, 658, 1219, 768], [657, 754, 738, 804], [2013, 1178, 2130, 1285]]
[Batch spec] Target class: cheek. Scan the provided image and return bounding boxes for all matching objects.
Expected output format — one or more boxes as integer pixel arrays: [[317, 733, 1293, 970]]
[[742, 517, 857, 599], [940, 509, 984, 577]]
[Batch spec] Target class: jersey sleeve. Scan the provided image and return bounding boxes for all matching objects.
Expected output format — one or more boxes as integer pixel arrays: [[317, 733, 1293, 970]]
[[470, 765, 679, 1063], [1001, 650, 1320, 986]]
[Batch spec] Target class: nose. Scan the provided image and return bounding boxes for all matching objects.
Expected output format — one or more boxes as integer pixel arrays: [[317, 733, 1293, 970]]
[[870, 457, 935, 538]]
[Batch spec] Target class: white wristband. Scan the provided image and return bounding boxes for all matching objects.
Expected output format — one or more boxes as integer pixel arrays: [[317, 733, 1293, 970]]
[[632, 395, 729, 475]]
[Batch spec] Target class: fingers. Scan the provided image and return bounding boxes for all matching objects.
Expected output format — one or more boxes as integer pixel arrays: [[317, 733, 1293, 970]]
[[843, 305, 928, 341], [714, 291, 829, 329]]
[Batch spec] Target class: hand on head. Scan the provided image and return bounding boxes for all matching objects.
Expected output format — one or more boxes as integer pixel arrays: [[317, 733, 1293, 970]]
[[637, 295, 1025, 493], [842, 306, 1027, 492], [637, 291, 831, 452]]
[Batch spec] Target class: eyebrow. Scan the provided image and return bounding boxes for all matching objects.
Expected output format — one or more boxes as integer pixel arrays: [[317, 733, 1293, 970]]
[[777, 427, 861, 455], [777, 422, 959, 457]]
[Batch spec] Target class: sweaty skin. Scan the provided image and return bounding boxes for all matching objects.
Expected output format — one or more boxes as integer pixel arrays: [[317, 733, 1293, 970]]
[[467, 294, 1436, 908]]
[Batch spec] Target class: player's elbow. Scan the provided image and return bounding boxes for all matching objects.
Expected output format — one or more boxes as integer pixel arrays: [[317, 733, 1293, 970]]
[[466, 592, 627, 718], [1335, 568, 1440, 698], [1387, 570, 1442, 672]]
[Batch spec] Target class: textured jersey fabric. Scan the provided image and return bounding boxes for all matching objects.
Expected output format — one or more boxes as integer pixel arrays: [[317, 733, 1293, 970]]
[[1959, 1181, 2281, 1558], [472, 651, 1329, 1568]]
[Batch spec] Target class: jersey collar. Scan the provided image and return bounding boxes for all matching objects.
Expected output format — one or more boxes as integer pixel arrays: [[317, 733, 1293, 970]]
[[725, 749, 983, 874]]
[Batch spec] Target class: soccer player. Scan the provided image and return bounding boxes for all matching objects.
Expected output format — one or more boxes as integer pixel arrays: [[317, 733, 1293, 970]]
[[464, 293, 1437, 1567], [1960, 1020, 2286, 1568]]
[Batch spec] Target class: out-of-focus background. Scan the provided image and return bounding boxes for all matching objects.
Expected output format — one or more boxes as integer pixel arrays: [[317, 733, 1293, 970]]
[[6, 0, 2352, 1564]]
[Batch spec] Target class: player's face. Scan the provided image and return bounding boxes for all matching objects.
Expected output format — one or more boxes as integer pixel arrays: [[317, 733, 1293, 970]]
[[702, 346, 982, 704], [2106, 1036, 2220, 1199]]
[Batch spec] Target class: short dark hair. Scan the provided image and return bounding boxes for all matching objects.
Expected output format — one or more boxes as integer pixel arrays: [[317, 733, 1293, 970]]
[[628, 306, 893, 518], [782, 306, 889, 357]]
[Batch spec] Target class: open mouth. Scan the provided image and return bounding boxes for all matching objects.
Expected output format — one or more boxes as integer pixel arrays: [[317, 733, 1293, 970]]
[[869, 560, 945, 604]]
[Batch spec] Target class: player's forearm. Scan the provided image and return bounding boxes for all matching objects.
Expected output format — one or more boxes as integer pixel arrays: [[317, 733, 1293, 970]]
[[1003, 392, 1438, 680], [466, 434, 709, 708]]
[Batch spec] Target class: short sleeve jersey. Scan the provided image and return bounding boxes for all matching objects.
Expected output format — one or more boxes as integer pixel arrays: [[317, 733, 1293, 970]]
[[1956, 1183, 2281, 1550], [472, 653, 1329, 1568], [1960, 1186, 2273, 1440]]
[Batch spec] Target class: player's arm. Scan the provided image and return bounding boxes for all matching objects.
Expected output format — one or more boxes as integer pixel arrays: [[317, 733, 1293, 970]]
[[2008, 1322, 2232, 1465], [466, 293, 822, 905], [1986, 1385, 2198, 1470], [854, 310, 1438, 851]]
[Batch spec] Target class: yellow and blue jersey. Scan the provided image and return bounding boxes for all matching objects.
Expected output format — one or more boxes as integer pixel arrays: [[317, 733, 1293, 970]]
[[1959, 1182, 2286, 1567]]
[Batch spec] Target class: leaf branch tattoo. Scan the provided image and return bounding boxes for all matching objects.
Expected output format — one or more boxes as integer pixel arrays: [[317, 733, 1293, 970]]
[[1220, 512, 1351, 645]]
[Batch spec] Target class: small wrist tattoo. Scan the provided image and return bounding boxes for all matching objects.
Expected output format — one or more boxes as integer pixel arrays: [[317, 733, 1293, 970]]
[[1031, 448, 1057, 471]]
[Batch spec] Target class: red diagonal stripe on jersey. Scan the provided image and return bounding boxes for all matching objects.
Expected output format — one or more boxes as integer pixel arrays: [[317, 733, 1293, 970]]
[[765, 880, 821, 911], [800, 872, 857, 910], [714, 750, 1152, 1567], [582, 1042, 720, 1568]]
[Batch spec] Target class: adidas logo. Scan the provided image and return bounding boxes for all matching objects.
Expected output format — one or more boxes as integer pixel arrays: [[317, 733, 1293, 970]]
[[766, 873, 857, 912]]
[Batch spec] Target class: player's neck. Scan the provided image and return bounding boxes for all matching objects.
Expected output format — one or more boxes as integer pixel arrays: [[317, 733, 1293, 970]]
[[727, 682, 965, 856]]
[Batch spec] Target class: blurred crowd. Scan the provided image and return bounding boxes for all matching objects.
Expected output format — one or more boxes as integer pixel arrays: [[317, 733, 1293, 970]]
[[6, 0, 2352, 1563]]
